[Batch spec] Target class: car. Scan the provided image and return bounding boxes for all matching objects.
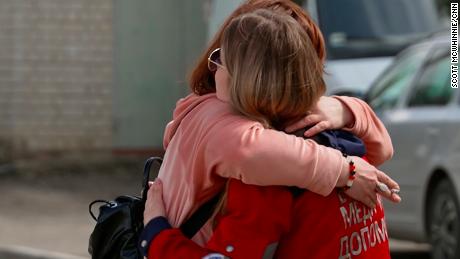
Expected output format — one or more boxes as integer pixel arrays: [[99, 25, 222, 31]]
[[300, 0, 442, 95], [363, 31, 460, 259]]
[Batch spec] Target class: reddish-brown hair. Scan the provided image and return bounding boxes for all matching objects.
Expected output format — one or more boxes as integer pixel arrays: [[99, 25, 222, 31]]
[[189, 0, 326, 95]]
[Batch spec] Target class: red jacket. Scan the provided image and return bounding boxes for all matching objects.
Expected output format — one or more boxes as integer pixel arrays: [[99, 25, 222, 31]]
[[148, 179, 292, 258], [146, 179, 390, 259], [275, 189, 390, 258]]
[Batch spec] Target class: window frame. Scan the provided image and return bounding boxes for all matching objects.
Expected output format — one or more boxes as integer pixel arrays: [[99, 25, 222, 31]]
[[405, 46, 452, 108], [365, 44, 432, 112]]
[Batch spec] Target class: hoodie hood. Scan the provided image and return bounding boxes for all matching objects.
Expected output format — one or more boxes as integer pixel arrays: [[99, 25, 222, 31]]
[[163, 93, 218, 149]]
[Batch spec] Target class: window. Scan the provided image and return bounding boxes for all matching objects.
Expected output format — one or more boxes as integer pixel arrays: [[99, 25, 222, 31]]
[[366, 48, 428, 111], [316, 0, 441, 59], [408, 48, 452, 107]]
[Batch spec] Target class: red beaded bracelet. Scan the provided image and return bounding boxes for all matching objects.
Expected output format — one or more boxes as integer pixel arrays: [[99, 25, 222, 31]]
[[342, 153, 356, 191]]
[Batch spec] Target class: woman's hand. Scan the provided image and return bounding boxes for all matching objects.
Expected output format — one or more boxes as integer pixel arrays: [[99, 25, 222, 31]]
[[143, 179, 166, 225], [285, 96, 354, 137], [339, 156, 401, 208]]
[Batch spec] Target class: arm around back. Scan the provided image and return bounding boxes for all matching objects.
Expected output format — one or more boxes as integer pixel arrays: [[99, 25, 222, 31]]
[[205, 119, 347, 196], [332, 96, 394, 166]]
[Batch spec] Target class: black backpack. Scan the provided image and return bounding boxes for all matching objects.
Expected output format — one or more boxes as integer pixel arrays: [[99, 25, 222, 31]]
[[88, 157, 221, 259]]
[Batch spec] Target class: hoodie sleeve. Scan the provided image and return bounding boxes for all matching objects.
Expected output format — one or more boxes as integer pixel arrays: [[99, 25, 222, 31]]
[[332, 96, 394, 166], [205, 118, 346, 196], [163, 121, 175, 150]]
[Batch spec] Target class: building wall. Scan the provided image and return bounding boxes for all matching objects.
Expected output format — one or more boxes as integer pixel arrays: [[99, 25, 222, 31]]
[[112, 0, 207, 151], [207, 0, 244, 41], [0, 0, 208, 159], [0, 0, 113, 157]]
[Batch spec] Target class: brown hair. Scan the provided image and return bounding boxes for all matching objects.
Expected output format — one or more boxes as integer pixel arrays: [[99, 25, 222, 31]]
[[189, 0, 326, 96], [222, 9, 325, 129]]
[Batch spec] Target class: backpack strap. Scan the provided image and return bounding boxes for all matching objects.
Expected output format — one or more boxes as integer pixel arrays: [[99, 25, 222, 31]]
[[180, 190, 223, 239], [143, 156, 222, 239], [141, 157, 163, 202]]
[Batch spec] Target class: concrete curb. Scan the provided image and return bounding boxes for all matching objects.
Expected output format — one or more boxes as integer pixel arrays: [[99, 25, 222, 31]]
[[389, 239, 431, 252], [0, 245, 88, 259]]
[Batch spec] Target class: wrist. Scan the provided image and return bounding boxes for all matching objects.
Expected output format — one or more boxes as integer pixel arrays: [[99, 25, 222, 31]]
[[332, 96, 356, 129], [337, 154, 356, 188], [337, 156, 350, 187], [342, 106, 354, 129], [339, 100, 354, 129], [342, 154, 356, 190], [139, 216, 172, 257]]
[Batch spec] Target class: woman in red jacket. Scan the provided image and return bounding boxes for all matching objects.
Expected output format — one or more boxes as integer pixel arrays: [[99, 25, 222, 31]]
[[140, 6, 400, 259]]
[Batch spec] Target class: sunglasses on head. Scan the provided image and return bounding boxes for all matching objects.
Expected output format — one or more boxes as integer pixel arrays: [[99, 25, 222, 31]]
[[207, 48, 225, 72]]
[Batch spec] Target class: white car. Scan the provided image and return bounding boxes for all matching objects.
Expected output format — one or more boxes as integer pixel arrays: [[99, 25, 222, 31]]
[[300, 0, 441, 95], [364, 31, 460, 259]]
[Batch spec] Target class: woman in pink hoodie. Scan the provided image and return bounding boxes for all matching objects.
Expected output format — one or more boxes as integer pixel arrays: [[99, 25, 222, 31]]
[[140, 6, 399, 258], [149, 0, 400, 248]]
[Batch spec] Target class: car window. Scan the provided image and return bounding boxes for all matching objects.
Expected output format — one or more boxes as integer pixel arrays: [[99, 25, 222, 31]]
[[367, 48, 427, 111], [316, 0, 441, 59], [407, 49, 452, 107]]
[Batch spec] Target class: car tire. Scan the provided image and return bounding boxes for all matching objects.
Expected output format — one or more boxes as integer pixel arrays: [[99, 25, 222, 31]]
[[427, 179, 460, 259]]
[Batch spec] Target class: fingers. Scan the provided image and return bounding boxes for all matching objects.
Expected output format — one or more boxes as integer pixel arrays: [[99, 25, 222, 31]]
[[375, 171, 401, 203], [376, 182, 391, 195], [376, 182, 392, 200], [143, 179, 167, 224], [345, 188, 378, 209], [376, 170, 399, 190], [390, 192, 402, 203], [366, 197, 377, 209], [357, 193, 378, 209], [142, 181, 156, 196], [147, 179, 163, 199], [150, 179, 163, 192], [303, 121, 331, 137], [376, 185, 401, 203], [285, 114, 321, 133], [367, 191, 378, 209]]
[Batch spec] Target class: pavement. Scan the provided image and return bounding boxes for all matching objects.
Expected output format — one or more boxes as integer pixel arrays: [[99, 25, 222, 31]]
[[0, 156, 144, 258], [0, 157, 433, 259], [0, 245, 87, 259]]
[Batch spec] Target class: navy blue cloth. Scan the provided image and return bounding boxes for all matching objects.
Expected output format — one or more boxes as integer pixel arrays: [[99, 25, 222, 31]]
[[293, 127, 366, 157], [138, 216, 172, 256], [313, 130, 366, 157], [291, 129, 366, 197]]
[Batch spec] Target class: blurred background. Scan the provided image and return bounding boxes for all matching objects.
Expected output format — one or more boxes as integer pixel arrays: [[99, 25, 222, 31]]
[[0, 0, 455, 258]]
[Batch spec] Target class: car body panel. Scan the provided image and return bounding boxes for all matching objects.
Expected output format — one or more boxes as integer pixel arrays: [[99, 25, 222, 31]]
[[368, 33, 460, 244], [324, 57, 393, 94]]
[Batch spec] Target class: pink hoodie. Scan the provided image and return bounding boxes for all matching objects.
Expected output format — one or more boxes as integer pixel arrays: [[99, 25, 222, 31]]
[[158, 93, 393, 244]]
